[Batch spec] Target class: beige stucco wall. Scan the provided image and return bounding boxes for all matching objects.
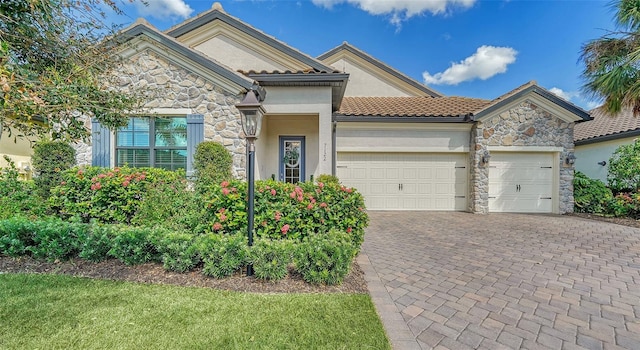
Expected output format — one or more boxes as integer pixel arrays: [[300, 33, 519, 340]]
[[258, 115, 319, 181], [575, 136, 637, 183], [260, 86, 333, 177], [336, 123, 471, 152], [194, 35, 286, 72], [329, 57, 414, 97]]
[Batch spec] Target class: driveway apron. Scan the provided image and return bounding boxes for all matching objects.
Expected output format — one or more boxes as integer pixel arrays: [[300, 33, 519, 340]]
[[359, 212, 640, 350]]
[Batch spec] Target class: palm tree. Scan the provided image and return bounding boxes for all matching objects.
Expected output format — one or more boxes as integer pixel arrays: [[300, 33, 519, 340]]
[[581, 0, 640, 115]]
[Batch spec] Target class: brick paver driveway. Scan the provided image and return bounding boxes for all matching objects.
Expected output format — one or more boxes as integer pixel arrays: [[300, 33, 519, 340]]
[[358, 212, 640, 350]]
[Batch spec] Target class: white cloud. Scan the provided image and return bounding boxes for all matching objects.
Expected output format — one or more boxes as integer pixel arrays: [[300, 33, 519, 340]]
[[586, 101, 600, 110], [549, 87, 574, 101], [550, 87, 601, 110], [422, 45, 517, 85], [134, 0, 193, 20], [312, 0, 476, 25]]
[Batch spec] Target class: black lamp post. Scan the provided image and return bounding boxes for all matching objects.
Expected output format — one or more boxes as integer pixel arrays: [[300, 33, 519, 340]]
[[235, 90, 265, 276]]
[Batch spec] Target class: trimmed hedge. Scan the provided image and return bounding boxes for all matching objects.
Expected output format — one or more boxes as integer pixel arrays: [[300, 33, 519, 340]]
[[0, 217, 359, 285]]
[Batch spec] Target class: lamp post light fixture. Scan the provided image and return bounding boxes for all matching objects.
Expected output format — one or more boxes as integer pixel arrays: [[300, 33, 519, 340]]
[[236, 89, 265, 276]]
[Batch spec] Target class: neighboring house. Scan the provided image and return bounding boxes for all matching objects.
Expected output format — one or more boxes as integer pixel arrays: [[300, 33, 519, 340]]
[[574, 107, 640, 183], [69, 3, 589, 214], [0, 130, 34, 180]]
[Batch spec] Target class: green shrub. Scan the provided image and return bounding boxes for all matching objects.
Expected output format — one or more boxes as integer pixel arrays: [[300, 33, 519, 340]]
[[49, 166, 184, 224], [28, 218, 88, 262], [194, 141, 232, 193], [249, 239, 292, 281], [207, 179, 368, 247], [293, 230, 357, 285], [573, 171, 613, 213], [198, 233, 248, 278], [0, 217, 35, 257], [0, 156, 47, 219], [0, 217, 86, 261], [608, 139, 640, 192], [316, 174, 340, 184], [156, 232, 199, 273], [109, 226, 163, 265], [31, 140, 76, 199], [79, 224, 117, 262], [132, 179, 206, 232]]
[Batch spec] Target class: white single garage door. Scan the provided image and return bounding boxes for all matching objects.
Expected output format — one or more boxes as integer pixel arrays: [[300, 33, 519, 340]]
[[336, 152, 468, 210], [489, 152, 554, 213]]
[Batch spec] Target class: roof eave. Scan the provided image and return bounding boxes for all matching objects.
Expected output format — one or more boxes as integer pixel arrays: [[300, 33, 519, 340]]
[[575, 128, 640, 146], [249, 73, 349, 111], [473, 86, 591, 121], [333, 115, 472, 123], [121, 24, 256, 92]]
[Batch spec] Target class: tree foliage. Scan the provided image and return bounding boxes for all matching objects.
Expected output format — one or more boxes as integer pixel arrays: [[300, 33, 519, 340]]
[[581, 0, 640, 115], [0, 0, 144, 142], [607, 138, 640, 192]]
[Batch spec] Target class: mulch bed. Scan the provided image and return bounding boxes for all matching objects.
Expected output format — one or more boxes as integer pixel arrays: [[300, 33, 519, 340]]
[[3, 213, 634, 294], [0, 256, 369, 294]]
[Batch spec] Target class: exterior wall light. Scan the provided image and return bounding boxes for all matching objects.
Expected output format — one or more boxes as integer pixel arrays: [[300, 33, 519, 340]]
[[481, 150, 491, 164], [565, 153, 576, 165], [235, 89, 266, 276]]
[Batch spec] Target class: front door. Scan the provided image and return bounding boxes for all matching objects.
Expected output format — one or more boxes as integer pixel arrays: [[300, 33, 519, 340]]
[[279, 136, 305, 183]]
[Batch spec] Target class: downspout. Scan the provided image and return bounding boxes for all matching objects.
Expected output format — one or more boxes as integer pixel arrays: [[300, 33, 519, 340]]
[[332, 121, 337, 176]]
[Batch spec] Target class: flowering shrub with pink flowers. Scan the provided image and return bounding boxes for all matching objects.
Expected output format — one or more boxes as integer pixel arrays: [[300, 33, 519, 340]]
[[206, 179, 368, 248], [49, 166, 184, 223]]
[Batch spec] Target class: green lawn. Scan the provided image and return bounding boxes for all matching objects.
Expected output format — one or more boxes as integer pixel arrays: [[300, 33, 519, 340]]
[[0, 273, 390, 349]]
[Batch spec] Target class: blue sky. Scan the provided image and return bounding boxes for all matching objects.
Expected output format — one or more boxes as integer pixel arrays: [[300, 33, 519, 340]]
[[110, 0, 616, 110]]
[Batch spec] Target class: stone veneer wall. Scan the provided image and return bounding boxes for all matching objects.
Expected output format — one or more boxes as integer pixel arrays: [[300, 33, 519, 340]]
[[73, 50, 247, 178], [469, 101, 575, 214]]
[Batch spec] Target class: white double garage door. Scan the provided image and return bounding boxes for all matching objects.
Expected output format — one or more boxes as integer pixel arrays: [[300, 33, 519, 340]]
[[337, 152, 555, 213]]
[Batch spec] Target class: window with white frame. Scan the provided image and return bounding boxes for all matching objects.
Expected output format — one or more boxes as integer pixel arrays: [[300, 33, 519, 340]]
[[116, 116, 187, 170]]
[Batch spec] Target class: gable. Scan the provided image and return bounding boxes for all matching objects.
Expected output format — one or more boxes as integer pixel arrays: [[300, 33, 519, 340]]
[[319, 43, 441, 98], [116, 20, 257, 97], [473, 82, 590, 124], [166, 8, 334, 73]]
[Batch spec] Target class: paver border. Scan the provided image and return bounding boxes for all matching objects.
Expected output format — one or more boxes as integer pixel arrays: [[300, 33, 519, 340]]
[[357, 253, 421, 350]]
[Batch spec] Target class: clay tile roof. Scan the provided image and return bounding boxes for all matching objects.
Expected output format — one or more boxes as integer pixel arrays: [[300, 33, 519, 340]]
[[238, 68, 343, 75], [337, 96, 491, 117], [574, 106, 640, 142]]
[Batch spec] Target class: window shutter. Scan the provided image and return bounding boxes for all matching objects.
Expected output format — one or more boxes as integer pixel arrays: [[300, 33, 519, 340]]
[[91, 119, 111, 167], [186, 114, 204, 178]]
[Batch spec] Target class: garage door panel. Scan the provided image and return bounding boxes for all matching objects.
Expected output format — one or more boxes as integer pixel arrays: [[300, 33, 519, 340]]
[[337, 152, 468, 211], [489, 153, 555, 213]]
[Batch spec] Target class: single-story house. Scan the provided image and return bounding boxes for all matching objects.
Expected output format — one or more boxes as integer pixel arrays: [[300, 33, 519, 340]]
[[574, 107, 640, 183], [69, 3, 589, 214]]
